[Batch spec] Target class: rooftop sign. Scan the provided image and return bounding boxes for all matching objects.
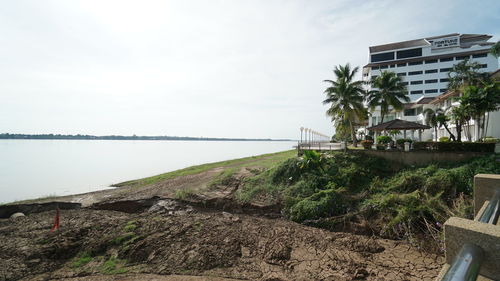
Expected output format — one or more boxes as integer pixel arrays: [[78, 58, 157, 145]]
[[430, 36, 460, 49]]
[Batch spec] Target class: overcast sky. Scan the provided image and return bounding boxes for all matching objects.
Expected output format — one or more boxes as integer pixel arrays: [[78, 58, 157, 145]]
[[1, 0, 499, 139]]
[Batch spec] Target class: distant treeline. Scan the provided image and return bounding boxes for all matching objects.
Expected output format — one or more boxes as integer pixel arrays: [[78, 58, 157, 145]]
[[0, 133, 292, 142]]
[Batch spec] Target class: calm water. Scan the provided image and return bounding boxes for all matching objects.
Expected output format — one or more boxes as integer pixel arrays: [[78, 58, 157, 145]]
[[0, 140, 295, 203]]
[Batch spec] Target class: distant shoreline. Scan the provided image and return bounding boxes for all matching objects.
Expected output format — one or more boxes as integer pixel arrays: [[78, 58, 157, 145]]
[[0, 133, 294, 142]]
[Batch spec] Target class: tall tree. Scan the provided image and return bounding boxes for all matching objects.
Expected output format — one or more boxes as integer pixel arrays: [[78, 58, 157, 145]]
[[460, 81, 500, 140], [447, 104, 470, 142], [423, 108, 456, 141], [323, 64, 366, 147], [490, 41, 500, 58], [423, 108, 439, 141], [366, 71, 410, 123], [447, 59, 484, 90]]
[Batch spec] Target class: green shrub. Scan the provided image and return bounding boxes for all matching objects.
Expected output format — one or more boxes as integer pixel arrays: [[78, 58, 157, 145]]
[[376, 144, 386, 150], [376, 135, 392, 144], [482, 137, 499, 143], [396, 138, 413, 145], [439, 136, 450, 142], [412, 141, 495, 152], [288, 188, 348, 222]]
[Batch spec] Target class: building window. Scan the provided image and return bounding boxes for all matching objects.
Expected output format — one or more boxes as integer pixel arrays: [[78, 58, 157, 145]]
[[416, 107, 423, 115], [372, 66, 380, 70], [480, 64, 488, 68], [386, 115, 395, 121], [397, 63, 407, 67], [440, 88, 447, 93], [472, 53, 488, 58], [425, 89, 438, 94], [397, 72, 406, 76], [455, 55, 470, 60], [400, 81, 409, 85], [425, 59, 438, 64], [411, 90, 423, 95], [372, 117, 377, 125], [404, 108, 417, 116], [408, 61, 423, 66], [390, 64, 395, 68], [371, 52, 395, 63], [425, 79, 438, 84], [440, 57, 453, 62], [425, 69, 438, 74], [408, 71, 423, 75], [397, 48, 422, 59], [380, 65, 389, 69], [440, 68, 452, 72], [440, 78, 450, 82], [410, 80, 423, 85]]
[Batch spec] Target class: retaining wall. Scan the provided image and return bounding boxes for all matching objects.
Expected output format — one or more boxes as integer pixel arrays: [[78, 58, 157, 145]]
[[357, 150, 492, 166]]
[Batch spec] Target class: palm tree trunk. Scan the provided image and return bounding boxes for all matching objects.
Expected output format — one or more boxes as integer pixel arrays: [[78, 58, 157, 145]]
[[434, 126, 438, 142], [456, 121, 462, 142], [350, 120, 357, 147], [443, 124, 456, 141], [475, 117, 481, 141], [483, 113, 490, 139]]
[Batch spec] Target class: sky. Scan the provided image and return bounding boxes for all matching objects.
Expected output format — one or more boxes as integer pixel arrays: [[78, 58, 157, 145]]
[[0, 0, 499, 139]]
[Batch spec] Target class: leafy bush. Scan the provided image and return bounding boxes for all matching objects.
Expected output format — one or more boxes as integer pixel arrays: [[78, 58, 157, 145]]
[[376, 144, 386, 150], [365, 135, 374, 141], [376, 135, 392, 144], [482, 137, 499, 143], [238, 151, 500, 252], [439, 136, 450, 142], [360, 140, 373, 149], [288, 188, 348, 222], [413, 141, 495, 152], [396, 138, 413, 145]]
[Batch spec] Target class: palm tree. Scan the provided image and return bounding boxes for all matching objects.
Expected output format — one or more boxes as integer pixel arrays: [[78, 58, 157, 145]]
[[447, 104, 470, 142], [423, 108, 456, 141], [490, 41, 500, 58], [366, 71, 410, 124], [460, 82, 500, 140], [323, 64, 366, 147], [423, 108, 439, 141]]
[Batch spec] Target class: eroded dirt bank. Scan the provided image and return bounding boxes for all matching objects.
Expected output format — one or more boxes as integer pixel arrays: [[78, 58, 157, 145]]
[[1, 205, 441, 281]]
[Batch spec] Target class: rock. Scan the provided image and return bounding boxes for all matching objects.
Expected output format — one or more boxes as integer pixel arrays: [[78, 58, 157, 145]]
[[10, 212, 25, 219]]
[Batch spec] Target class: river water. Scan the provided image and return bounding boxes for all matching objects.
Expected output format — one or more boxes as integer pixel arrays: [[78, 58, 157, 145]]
[[0, 140, 295, 203]]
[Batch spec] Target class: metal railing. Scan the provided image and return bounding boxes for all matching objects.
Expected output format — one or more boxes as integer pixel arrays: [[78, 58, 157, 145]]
[[440, 190, 500, 281]]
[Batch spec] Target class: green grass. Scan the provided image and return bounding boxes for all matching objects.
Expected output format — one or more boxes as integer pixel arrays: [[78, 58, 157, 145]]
[[123, 220, 137, 232], [100, 256, 128, 274], [175, 188, 195, 199], [113, 150, 296, 188], [207, 167, 238, 189], [72, 252, 93, 268]]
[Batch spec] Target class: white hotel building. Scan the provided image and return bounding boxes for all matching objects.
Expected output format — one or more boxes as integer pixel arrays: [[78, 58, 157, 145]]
[[362, 33, 498, 141]]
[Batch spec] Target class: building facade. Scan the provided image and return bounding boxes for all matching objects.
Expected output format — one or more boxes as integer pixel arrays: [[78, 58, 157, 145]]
[[363, 33, 498, 141]]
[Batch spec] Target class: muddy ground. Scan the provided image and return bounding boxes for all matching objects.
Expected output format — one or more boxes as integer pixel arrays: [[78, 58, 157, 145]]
[[0, 162, 444, 281]]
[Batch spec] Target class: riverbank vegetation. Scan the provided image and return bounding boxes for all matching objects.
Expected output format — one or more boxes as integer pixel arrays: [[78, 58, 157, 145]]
[[237, 151, 500, 251]]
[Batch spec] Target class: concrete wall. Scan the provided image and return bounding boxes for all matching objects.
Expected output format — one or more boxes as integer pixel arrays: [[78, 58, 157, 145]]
[[357, 150, 491, 166]]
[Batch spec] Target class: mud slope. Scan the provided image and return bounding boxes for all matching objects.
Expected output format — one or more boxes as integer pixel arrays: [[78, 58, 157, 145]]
[[1, 206, 442, 281]]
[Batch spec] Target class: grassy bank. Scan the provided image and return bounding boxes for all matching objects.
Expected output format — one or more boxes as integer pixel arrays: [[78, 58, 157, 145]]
[[236, 150, 500, 251], [113, 150, 296, 188]]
